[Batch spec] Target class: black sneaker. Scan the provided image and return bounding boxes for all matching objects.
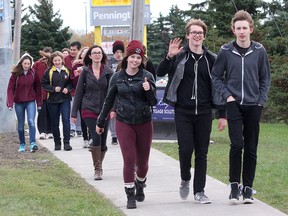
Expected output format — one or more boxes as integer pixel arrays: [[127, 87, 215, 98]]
[[64, 144, 72, 151], [243, 186, 255, 204], [111, 137, 118, 145], [76, 131, 82, 136], [54, 145, 61, 151], [229, 182, 241, 204]]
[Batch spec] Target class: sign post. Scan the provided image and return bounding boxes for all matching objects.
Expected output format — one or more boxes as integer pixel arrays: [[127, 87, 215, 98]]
[[0, 0, 16, 133]]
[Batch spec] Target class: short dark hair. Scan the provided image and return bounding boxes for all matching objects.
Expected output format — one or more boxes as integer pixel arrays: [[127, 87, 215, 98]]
[[43, 47, 53, 53], [69, 41, 82, 50]]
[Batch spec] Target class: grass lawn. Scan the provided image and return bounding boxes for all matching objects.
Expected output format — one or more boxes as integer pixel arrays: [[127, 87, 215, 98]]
[[152, 122, 288, 215], [0, 133, 124, 216]]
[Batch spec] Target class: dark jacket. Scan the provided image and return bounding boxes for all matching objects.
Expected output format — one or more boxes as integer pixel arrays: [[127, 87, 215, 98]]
[[157, 44, 225, 117], [71, 64, 113, 118], [108, 57, 120, 72], [97, 68, 157, 127], [41, 65, 73, 103], [6, 68, 42, 108], [212, 41, 271, 106]]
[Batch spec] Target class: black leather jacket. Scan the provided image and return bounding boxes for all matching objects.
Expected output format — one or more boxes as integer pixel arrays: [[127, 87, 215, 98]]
[[97, 68, 157, 127]]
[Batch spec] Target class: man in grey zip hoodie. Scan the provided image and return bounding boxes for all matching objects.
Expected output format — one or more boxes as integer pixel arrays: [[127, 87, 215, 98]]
[[212, 10, 271, 204], [157, 19, 227, 204]]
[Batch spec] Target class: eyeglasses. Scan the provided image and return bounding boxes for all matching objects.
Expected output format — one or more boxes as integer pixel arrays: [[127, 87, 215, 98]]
[[189, 31, 204, 36], [91, 52, 102, 55]]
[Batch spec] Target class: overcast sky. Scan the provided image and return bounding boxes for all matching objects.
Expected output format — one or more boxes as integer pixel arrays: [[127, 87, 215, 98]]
[[23, 0, 202, 32]]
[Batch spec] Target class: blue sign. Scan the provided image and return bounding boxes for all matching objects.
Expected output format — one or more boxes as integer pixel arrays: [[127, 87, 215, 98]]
[[152, 87, 174, 122]]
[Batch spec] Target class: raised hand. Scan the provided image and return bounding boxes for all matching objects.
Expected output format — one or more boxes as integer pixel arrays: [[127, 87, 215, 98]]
[[168, 38, 183, 58]]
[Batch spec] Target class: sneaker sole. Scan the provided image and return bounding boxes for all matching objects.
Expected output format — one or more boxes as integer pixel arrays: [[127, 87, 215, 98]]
[[194, 200, 212, 204], [229, 199, 240, 205], [243, 198, 254, 204], [30, 146, 38, 153]]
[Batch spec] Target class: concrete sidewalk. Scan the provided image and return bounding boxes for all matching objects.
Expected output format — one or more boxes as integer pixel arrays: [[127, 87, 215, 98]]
[[38, 135, 286, 216]]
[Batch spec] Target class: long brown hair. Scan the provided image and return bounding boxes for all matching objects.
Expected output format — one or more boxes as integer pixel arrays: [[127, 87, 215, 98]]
[[12, 53, 33, 76]]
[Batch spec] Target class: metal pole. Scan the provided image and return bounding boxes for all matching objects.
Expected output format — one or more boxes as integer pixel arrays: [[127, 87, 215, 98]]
[[84, 1, 88, 36], [0, 0, 16, 133], [130, 0, 144, 42], [12, 0, 22, 64]]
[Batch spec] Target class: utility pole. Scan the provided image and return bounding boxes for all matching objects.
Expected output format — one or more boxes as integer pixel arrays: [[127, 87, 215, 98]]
[[130, 0, 144, 42], [13, 0, 22, 64], [84, 1, 88, 36], [0, 0, 16, 133]]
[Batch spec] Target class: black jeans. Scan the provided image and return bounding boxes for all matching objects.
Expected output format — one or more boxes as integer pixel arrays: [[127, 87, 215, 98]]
[[47, 100, 71, 146], [79, 112, 89, 141], [175, 111, 212, 194], [84, 117, 108, 151], [226, 101, 263, 188], [37, 100, 52, 134]]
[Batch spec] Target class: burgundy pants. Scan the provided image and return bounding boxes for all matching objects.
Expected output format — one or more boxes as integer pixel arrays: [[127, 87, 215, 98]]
[[116, 120, 153, 183]]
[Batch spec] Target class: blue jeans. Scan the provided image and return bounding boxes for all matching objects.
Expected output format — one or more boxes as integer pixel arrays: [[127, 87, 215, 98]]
[[15, 101, 36, 144], [48, 100, 71, 146]]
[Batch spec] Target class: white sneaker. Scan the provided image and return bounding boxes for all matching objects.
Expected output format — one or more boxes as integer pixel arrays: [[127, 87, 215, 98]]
[[39, 133, 47, 140], [47, 133, 53, 139], [83, 140, 89, 148]]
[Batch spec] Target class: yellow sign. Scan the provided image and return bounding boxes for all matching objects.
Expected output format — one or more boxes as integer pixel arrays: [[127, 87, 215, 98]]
[[92, 0, 150, 7]]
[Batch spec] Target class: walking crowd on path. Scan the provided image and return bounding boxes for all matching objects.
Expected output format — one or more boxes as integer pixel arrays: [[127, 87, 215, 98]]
[[6, 10, 271, 210]]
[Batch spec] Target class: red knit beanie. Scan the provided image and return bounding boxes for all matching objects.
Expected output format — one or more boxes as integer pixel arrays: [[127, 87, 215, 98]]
[[126, 40, 144, 59], [112, 40, 125, 54]]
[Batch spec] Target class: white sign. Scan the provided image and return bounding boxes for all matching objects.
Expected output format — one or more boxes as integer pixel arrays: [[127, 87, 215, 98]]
[[90, 5, 151, 26]]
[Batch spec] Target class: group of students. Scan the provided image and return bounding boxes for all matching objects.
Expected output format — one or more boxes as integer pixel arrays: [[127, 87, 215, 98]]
[[6, 10, 271, 210]]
